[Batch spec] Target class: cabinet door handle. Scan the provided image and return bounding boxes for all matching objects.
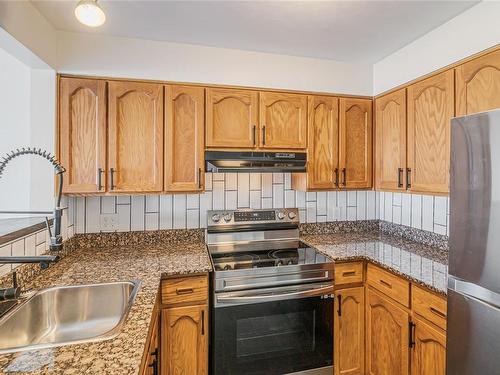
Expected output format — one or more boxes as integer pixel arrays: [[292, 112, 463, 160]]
[[252, 125, 256, 146], [198, 168, 202, 189], [409, 321, 416, 348], [175, 288, 194, 295], [97, 168, 104, 190], [341, 168, 346, 186], [342, 271, 356, 277], [262, 125, 266, 145], [406, 168, 412, 189], [148, 358, 158, 375], [334, 168, 339, 187], [430, 307, 446, 319], [201, 309, 205, 335], [109, 168, 116, 190], [379, 279, 392, 289], [337, 294, 342, 317], [397, 168, 404, 188]]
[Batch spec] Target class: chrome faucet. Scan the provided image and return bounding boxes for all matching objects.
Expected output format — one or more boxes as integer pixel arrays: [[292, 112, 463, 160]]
[[0, 147, 66, 251]]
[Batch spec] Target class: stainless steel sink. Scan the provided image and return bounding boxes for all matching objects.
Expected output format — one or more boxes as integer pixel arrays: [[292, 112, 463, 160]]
[[0, 280, 141, 354]]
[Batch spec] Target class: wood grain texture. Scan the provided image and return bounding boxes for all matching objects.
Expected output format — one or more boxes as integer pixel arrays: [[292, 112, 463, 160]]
[[335, 286, 365, 375], [162, 304, 208, 375], [161, 275, 208, 306], [367, 264, 410, 307], [108, 81, 164, 192], [407, 70, 454, 195], [366, 287, 409, 375], [206, 88, 258, 148], [411, 316, 446, 375], [259, 91, 307, 149], [165, 85, 205, 192], [375, 89, 407, 191], [59, 77, 107, 193], [456, 48, 500, 116], [411, 285, 447, 331], [339, 98, 373, 189], [335, 262, 364, 286]]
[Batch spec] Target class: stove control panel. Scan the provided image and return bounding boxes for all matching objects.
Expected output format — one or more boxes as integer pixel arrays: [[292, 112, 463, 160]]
[[207, 208, 300, 226]]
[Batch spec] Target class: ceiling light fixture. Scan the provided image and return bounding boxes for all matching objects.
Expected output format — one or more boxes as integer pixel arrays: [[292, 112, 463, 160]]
[[74, 0, 106, 27]]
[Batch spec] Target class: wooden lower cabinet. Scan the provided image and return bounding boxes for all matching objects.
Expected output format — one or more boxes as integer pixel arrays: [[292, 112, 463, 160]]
[[366, 287, 409, 375], [411, 316, 446, 375], [335, 286, 365, 375]]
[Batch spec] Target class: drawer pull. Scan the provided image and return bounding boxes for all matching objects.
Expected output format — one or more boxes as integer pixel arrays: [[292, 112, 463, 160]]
[[342, 271, 357, 277], [379, 279, 392, 289], [430, 307, 446, 318], [176, 288, 194, 295]]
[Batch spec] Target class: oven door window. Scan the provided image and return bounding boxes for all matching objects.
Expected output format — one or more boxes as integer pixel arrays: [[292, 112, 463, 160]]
[[212, 295, 333, 374]]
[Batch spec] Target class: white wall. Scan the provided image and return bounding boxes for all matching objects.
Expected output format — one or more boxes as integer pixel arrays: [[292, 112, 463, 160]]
[[373, 1, 500, 95], [56, 31, 373, 96]]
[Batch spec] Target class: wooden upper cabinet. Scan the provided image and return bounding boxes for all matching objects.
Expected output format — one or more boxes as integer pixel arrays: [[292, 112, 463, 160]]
[[366, 288, 409, 375], [206, 88, 258, 149], [162, 305, 208, 375], [411, 316, 446, 375], [375, 89, 407, 191], [259, 92, 307, 149], [335, 286, 365, 375], [339, 98, 373, 189], [165, 85, 205, 192], [407, 70, 454, 194], [456, 48, 500, 116], [108, 81, 164, 193], [59, 78, 107, 193]]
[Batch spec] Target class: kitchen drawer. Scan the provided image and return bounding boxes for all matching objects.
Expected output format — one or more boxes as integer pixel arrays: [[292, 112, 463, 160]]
[[161, 275, 208, 306], [412, 285, 447, 330], [367, 264, 410, 307], [335, 261, 364, 285]]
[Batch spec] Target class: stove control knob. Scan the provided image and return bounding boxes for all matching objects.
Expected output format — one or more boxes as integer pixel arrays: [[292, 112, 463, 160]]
[[223, 213, 232, 222], [211, 213, 221, 223], [277, 211, 285, 220], [288, 211, 297, 220]]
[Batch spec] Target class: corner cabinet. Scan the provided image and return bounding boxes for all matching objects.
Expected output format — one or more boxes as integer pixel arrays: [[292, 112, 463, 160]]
[[456, 48, 500, 116], [375, 89, 407, 191], [339, 98, 373, 189], [59, 78, 107, 193], [108, 81, 164, 193], [407, 70, 454, 195], [165, 85, 205, 192]]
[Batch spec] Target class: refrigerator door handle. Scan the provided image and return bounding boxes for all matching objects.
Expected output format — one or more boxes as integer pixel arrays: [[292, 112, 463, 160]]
[[448, 275, 500, 309]]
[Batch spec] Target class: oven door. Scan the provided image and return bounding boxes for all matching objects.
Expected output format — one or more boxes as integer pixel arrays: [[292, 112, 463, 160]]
[[211, 283, 334, 375]]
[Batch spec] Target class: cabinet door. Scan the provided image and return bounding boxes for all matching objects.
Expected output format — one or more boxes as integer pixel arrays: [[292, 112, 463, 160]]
[[142, 310, 160, 375], [407, 71, 454, 194], [206, 88, 258, 149], [108, 81, 163, 192], [165, 85, 205, 192], [411, 317, 446, 375], [59, 78, 107, 193], [259, 92, 307, 149], [162, 305, 208, 375], [375, 89, 407, 191], [335, 287, 365, 375], [339, 98, 373, 189], [366, 288, 409, 375], [307, 95, 339, 189], [456, 49, 500, 116]]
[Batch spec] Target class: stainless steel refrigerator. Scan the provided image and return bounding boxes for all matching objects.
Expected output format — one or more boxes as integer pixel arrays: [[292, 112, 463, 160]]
[[448, 109, 500, 374]]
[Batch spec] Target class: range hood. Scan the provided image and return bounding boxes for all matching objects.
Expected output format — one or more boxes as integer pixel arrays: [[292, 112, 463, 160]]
[[205, 151, 306, 173]]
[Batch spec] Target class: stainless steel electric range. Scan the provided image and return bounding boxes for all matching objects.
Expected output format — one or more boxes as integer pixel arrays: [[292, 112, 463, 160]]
[[207, 208, 335, 375]]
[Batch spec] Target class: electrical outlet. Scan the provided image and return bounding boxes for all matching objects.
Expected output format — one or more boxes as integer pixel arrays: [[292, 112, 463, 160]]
[[100, 214, 119, 231]]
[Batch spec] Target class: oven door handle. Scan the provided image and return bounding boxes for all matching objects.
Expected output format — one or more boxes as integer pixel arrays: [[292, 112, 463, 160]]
[[215, 283, 334, 306]]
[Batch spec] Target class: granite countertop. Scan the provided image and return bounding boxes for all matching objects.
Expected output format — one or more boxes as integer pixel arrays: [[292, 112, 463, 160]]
[[0, 238, 211, 375], [300, 231, 448, 295]]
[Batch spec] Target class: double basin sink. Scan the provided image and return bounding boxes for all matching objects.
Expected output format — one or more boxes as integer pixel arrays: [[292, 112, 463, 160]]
[[0, 280, 140, 354]]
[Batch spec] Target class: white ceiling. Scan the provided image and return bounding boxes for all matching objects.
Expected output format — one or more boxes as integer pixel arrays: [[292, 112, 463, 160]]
[[32, 0, 478, 64]]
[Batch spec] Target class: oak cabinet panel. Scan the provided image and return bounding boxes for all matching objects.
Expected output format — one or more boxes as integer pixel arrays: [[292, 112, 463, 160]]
[[366, 287, 409, 375], [165, 85, 205, 192], [206, 88, 258, 149], [259, 92, 307, 149], [407, 70, 454, 194], [411, 316, 446, 375], [162, 304, 208, 375], [375, 89, 407, 191], [59, 78, 107, 193], [456, 48, 500, 116], [335, 286, 365, 375], [339, 98, 373, 189], [108, 81, 164, 193]]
